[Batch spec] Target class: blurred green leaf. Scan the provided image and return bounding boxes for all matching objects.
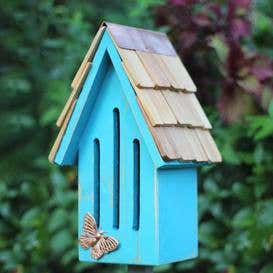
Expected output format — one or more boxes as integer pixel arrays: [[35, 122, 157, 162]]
[[48, 208, 69, 233], [21, 208, 41, 228], [260, 264, 273, 273], [268, 99, 273, 117], [232, 207, 254, 228], [50, 230, 72, 253], [210, 35, 228, 63]]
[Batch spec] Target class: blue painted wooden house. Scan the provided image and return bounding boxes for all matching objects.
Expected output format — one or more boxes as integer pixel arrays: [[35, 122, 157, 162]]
[[49, 22, 221, 266]]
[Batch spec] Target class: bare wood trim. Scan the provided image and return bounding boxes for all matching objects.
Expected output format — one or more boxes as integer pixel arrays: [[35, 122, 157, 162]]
[[49, 99, 77, 163], [71, 26, 105, 89], [56, 62, 91, 127]]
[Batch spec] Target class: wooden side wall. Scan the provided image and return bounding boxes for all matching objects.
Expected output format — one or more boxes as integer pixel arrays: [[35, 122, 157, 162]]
[[158, 167, 198, 264]]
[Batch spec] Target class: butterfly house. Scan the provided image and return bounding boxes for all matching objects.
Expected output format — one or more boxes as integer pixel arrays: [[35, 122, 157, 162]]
[[49, 22, 221, 265]]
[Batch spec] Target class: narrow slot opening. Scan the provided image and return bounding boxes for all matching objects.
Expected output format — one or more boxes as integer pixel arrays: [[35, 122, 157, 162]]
[[133, 139, 140, 230], [113, 108, 120, 229], [93, 138, 100, 227]]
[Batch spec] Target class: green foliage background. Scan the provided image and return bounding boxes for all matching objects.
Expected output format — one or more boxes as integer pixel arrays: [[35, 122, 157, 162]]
[[0, 1, 272, 273]]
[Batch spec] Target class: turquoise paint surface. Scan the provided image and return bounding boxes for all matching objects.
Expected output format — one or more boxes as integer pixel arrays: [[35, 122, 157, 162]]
[[54, 30, 199, 265], [79, 57, 157, 264], [158, 168, 198, 263]]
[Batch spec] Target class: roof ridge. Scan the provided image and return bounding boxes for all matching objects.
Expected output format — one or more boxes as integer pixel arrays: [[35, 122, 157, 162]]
[[103, 21, 168, 37], [105, 22, 177, 56]]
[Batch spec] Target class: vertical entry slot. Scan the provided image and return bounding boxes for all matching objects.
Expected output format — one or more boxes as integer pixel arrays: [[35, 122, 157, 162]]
[[113, 108, 120, 229], [133, 139, 140, 230], [93, 138, 100, 227]]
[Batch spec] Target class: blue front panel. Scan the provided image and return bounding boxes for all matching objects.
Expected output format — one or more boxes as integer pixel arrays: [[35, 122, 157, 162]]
[[78, 58, 158, 265], [158, 168, 198, 264]]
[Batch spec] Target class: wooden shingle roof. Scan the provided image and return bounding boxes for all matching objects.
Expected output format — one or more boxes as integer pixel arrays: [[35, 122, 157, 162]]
[[49, 22, 221, 163]]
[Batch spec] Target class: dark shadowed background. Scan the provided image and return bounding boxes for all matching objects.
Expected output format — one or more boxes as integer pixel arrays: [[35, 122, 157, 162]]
[[1, 0, 273, 273]]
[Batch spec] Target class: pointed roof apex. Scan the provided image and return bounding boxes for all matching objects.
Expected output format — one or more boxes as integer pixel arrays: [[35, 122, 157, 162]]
[[49, 22, 221, 164]]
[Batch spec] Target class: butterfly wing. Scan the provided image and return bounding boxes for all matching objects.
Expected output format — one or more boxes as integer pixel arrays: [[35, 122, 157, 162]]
[[79, 213, 119, 259], [91, 236, 119, 260], [99, 236, 119, 254], [83, 213, 97, 237], [79, 235, 97, 249], [91, 240, 104, 260], [79, 213, 98, 249]]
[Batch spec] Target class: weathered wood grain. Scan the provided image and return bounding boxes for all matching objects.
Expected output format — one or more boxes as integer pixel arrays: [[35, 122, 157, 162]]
[[119, 49, 154, 88], [136, 51, 171, 89], [150, 127, 199, 161], [135, 88, 177, 126], [160, 55, 197, 92], [189, 94, 212, 129], [179, 92, 206, 128], [196, 129, 222, 162], [162, 91, 211, 128], [148, 126, 217, 162], [186, 129, 208, 162], [57, 62, 91, 127], [162, 90, 193, 126], [150, 127, 179, 159], [167, 127, 196, 161], [152, 54, 180, 90]]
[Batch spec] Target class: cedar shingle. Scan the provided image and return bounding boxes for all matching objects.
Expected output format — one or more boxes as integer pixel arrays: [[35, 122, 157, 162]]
[[136, 51, 171, 89], [189, 94, 212, 129], [186, 129, 208, 162], [196, 129, 222, 162], [160, 55, 196, 92], [162, 91, 211, 129], [150, 127, 220, 162], [119, 49, 154, 88], [162, 91, 194, 126], [150, 127, 179, 159], [135, 88, 177, 126]]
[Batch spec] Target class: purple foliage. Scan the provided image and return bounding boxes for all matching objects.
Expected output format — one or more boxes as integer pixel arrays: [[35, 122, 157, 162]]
[[155, 0, 273, 122]]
